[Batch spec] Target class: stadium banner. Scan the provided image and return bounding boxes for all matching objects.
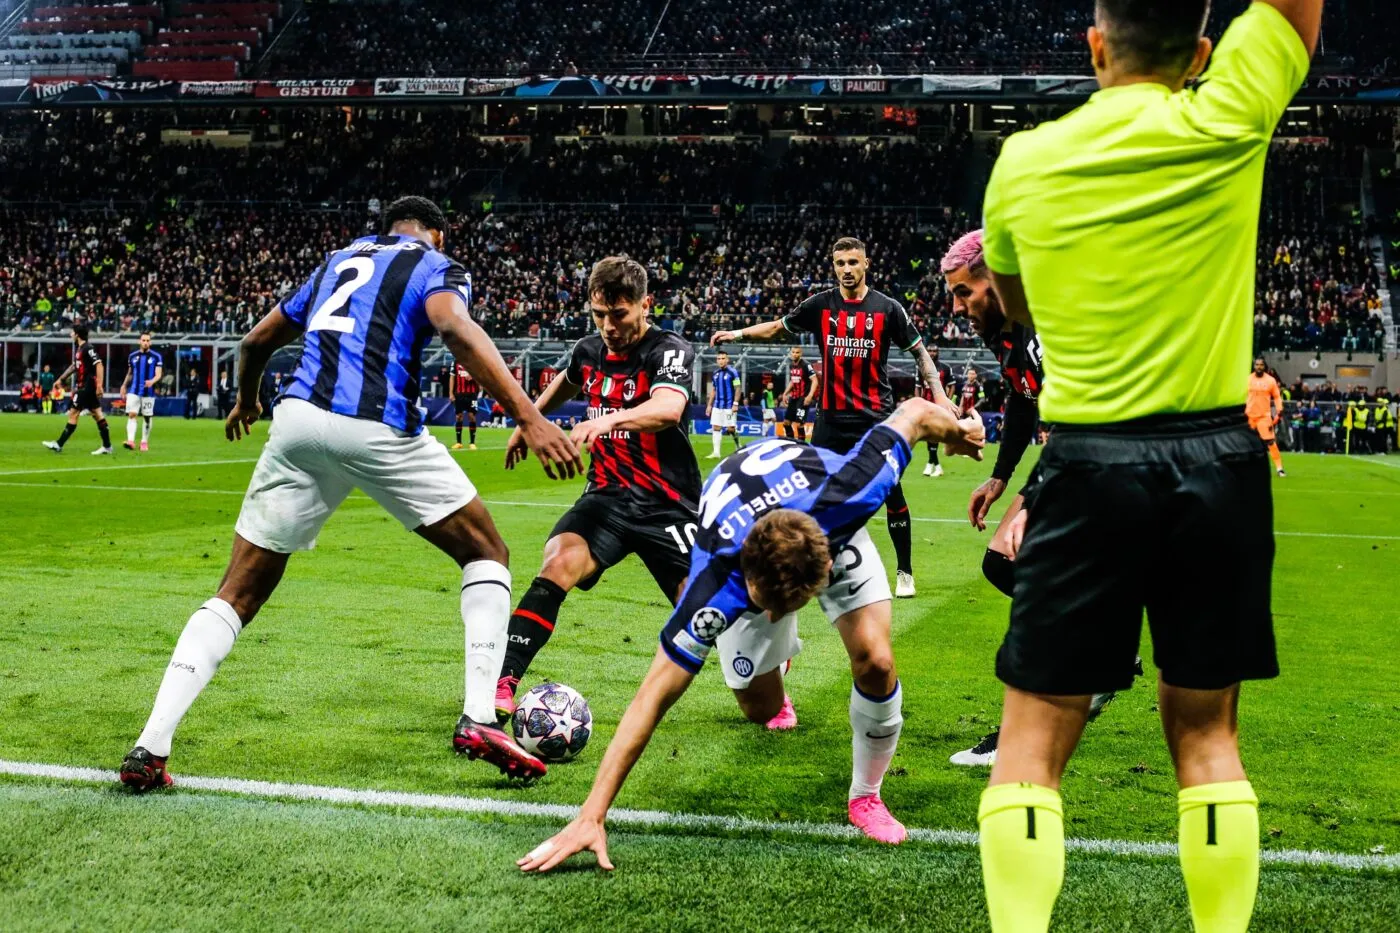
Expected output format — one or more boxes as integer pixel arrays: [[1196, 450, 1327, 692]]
[[920, 75, 1004, 94], [254, 79, 374, 99], [24, 78, 179, 104], [179, 80, 258, 98], [374, 77, 467, 97], [0, 79, 28, 103]]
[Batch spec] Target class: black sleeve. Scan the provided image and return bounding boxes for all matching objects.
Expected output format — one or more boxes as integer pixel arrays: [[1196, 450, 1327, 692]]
[[648, 335, 696, 398], [992, 391, 1038, 482], [565, 339, 587, 385], [782, 294, 825, 335], [887, 299, 922, 351]]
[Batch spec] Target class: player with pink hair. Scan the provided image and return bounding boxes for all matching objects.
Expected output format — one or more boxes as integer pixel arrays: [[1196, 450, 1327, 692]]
[[941, 229, 1137, 767]]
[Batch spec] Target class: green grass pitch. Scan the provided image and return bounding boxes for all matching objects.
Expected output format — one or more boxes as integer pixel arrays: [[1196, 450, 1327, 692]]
[[1, 413, 1397, 931]]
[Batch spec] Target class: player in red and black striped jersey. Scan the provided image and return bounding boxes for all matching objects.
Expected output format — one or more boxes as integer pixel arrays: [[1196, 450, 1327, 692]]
[[494, 257, 702, 722], [781, 346, 818, 442], [447, 363, 479, 449], [711, 236, 956, 599], [43, 322, 115, 455], [941, 229, 1135, 767]]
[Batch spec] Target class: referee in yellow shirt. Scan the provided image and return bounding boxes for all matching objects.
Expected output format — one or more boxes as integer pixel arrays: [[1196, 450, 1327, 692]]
[[976, 3, 1321, 933]]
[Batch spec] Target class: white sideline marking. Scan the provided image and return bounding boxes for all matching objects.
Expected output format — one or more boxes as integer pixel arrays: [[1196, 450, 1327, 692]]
[[0, 457, 259, 477], [1, 759, 1394, 872], [1, 483, 1397, 542]]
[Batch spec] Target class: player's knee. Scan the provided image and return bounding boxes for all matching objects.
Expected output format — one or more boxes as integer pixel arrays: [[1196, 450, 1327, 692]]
[[849, 648, 896, 694], [982, 548, 1016, 597]]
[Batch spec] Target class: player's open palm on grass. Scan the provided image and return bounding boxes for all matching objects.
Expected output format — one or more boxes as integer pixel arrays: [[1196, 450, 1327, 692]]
[[517, 817, 613, 873]]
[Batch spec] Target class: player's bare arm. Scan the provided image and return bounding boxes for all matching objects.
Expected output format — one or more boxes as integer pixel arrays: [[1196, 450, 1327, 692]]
[[119, 369, 132, 397], [571, 386, 688, 453], [149, 363, 163, 389], [709, 318, 787, 346], [988, 271, 1032, 328], [883, 397, 985, 460], [705, 381, 715, 417], [504, 369, 582, 469], [425, 291, 582, 481], [911, 343, 957, 414], [805, 369, 821, 408], [1261, 0, 1323, 54], [519, 646, 696, 873], [92, 361, 105, 403], [227, 305, 302, 441]]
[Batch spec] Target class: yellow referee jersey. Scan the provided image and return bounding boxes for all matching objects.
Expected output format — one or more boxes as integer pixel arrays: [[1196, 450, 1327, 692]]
[[982, 3, 1311, 424]]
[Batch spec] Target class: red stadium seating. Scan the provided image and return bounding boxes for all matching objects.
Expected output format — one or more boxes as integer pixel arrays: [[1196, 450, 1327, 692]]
[[156, 29, 260, 43], [132, 58, 237, 79], [33, 4, 160, 17], [143, 43, 250, 61]]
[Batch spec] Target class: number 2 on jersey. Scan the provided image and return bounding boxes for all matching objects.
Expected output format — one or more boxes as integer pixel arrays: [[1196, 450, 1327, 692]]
[[306, 256, 375, 334]]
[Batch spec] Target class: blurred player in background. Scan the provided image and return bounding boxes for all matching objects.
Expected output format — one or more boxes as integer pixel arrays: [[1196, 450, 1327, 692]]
[[450, 362, 479, 449], [920, 344, 953, 477], [494, 257, 702, 736], [119, 197, 580, 791], [1247, 357, 1286, 476], [516, 397, 984, 869], [42, 323, 113, 455], [975, 2, 1320, 930], [760, 382, 777, 436], [707, 349, 743, 457], [781, 345, 817, 442], [712, 237, 954, 598], [959, 367, 982, 416], [119, 332, 163, 451]]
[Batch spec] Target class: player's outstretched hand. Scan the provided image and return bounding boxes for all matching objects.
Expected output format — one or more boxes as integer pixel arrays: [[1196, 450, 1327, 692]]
[[518, 818, 613, 874], [709, 329, 741, 347], [570, 418, 610, 455], [225, 399, 262, 442], [520, 416, 583, 480], [943, 413, 986, 461], [504, 426, 528, 470], [969, 477, 1007, 531]]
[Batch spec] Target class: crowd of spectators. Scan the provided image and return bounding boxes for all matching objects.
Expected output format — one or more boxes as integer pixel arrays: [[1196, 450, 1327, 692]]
[[517, 140, 765, 205], [259, 0, 1399, 78], [1252, 142, 1386, 354]]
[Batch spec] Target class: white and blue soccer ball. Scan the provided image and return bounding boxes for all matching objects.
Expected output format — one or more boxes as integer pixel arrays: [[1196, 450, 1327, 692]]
[[511, 682, 592, 762]]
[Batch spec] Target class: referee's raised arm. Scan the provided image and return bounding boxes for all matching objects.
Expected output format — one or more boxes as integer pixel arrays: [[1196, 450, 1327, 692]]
[[976, 3, 1321, 933]]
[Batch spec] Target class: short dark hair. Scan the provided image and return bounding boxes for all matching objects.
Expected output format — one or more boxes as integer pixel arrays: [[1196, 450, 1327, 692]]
[[1096, 0, 1210, 74], [588, 256, 648, 306], [382, 196, 447, 235], [140, 330, 152, 338], [741, 510, 831, 617], [831, 237, 866, 255], [71, 322, 89, 340]]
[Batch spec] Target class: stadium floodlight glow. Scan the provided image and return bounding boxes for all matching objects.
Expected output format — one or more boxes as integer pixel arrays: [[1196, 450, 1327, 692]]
[[991, 105, 1016, 111]]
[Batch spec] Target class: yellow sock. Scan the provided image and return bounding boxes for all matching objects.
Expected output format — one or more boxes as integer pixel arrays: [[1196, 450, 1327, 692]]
[[979, 783, 1064, 933], [1178, 781, 1260, 933]]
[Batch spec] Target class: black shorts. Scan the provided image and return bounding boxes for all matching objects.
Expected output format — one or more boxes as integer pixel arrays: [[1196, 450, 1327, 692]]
[[783, 400, 807, 424], [74, 389, 101, 412], [454, 393, 478, 415], [550, 490, 695, 599], [1002, 408, 1278, 695], [811, 411, 885, 455]]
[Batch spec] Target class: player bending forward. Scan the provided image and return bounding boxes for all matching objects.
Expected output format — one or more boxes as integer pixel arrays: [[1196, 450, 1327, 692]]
[[941, 230, 1138, 767], [517, 397, 984, 870], [493, 257, 703, 735], [119, 197, 581, 791], [119, 331, 163, 451]]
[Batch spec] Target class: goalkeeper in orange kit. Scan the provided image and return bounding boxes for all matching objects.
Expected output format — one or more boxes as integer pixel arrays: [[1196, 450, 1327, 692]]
[[1247, 358, 1285, 477]]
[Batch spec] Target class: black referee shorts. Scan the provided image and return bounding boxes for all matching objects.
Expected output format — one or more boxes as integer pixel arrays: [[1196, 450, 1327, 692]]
[[1001, 408, 1278, 695], [550, 490, 695, 600]]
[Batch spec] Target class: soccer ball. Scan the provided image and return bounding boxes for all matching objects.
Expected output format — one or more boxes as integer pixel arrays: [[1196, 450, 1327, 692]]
[[511, 682, 592, 762]]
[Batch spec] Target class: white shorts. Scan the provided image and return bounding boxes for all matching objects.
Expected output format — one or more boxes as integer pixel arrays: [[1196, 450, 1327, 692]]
[[710, 408, 736, 430], [234, 397, 477, 553], [125, 394, 155, 417], [762, 408, 776, 422], [716, 527, 891, 689]]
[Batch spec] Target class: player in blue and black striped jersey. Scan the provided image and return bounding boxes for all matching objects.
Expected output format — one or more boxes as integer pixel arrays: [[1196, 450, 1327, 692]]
[[706, 350, 743, 458], [518, 396, 984, 872], [120, 197, 583, 793], [119, 331, 163, 451]]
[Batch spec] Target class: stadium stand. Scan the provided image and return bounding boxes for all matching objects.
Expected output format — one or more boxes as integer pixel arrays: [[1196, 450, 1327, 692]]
[[258, 0, 1400, 78]]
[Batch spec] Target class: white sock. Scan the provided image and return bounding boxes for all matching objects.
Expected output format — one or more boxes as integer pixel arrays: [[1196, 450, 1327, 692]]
[[461, 560, 511, 722], [711, 431, 722, 455], [135, 598, 243, 757], [126, 417, 138, 444], [849, 680, 904, 800], [142, 416, 152, 443]]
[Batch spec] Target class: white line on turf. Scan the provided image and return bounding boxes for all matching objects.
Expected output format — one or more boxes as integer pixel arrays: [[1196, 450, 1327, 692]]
[[1, 483, 1397, 542], [1, 759, 1393, 872], [0, 457, 259, 477]]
